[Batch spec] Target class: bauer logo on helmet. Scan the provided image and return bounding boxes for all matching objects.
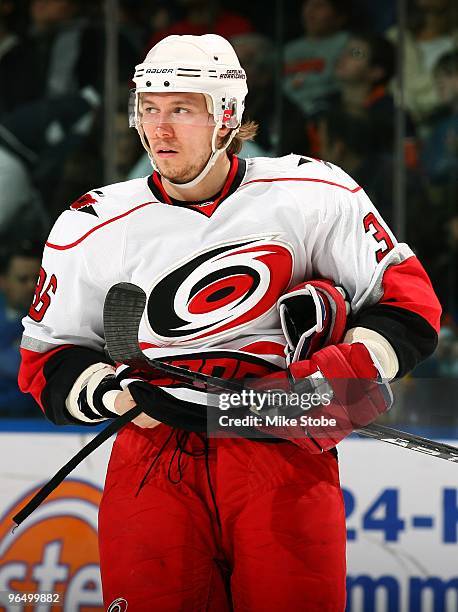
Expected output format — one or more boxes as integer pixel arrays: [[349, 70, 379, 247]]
[[145, 68, 173, 74]]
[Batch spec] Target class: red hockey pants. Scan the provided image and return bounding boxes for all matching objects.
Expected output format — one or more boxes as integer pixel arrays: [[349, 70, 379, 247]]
[[99, 424, 346, 611]]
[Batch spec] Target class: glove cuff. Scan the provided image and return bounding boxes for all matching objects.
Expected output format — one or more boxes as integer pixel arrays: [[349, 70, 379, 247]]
[[92, 375, 122, 418], [277, 279, 349, 363], [66, 363, 120, 423]]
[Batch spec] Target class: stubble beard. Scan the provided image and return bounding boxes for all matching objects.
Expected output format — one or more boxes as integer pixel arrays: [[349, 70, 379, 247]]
[[154, 149, 212, 184]]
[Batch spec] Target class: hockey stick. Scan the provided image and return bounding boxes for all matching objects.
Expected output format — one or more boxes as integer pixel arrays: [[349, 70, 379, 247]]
[[12, 405, 142, 528], [12, 283, 458, 530], [105, 282, 458, 463], [103, 282, 245, 392]]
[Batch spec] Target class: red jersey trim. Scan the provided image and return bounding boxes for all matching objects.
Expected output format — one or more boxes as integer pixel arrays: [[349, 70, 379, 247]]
[[240, 177, 362, 193], [188, 155, 239, 218], [239, 341, 286, 357], [46, 202, 157, 250], [139, 342, 160, 350], [152, 173, 173, 205], [18, 345, 71, 410], [379, 257, 442, 333]]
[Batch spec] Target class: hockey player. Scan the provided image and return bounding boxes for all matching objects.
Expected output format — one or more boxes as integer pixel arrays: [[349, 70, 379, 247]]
[[19, 34, 441, 611]]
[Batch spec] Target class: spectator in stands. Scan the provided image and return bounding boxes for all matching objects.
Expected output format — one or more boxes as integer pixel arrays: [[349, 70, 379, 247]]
[[422, 49, 458, 182], [315, 111, 391, 212], [419, 50, 458, 310], [0, 146, 48, 243], [0, 89, 100, 224], [316, 110, 432, 233], [0, 241, 42, 418], [6, 0, 137, 105], [118, 0, 152, 56], [54, 104, 144, 215], [353, 0, 396, 34], [24, 0, 91, 98], [317, 108, 450, 312], [231, 33, 311, 157], [283, 0, 349, 116], [0, 0, 31, 115], [386, 0, 458, 124], [327, 31, 419, 165], [1, 0, 138, 221], [148, 0, 253, 48], [138, 0, 181, 48]]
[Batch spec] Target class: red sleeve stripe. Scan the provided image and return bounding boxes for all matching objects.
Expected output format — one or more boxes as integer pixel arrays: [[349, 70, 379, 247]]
[[241, 177, 362, 193], [18, 346, 71, 410], [380, 257, 442, 333], [239, 341, 286, 357], [46, 202, 156, 250], [139, 341, 160, 350]]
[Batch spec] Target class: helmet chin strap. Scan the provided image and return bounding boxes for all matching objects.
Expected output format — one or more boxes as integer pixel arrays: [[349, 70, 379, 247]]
[[138, 121, 239, 190]]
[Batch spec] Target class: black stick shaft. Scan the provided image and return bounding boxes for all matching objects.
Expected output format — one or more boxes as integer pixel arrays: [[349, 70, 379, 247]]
[[12, 406, 142, 527], [104, 283, 458, 463]]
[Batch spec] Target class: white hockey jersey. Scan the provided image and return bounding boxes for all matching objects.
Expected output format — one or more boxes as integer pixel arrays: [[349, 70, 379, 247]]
[[19, 154, 440, 421]]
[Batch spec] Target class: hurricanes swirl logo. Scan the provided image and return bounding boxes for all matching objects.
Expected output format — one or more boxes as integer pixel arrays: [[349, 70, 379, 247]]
[[147, 236, 293, 344]]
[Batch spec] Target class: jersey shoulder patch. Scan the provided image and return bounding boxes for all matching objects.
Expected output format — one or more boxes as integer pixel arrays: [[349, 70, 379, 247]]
[[69, 192, 102, 216], [68, 177, 153, 218], [48, 178, 155, 249]]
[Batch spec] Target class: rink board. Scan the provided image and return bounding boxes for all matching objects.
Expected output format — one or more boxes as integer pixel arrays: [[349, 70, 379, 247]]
[[0, 422, 457, 612]]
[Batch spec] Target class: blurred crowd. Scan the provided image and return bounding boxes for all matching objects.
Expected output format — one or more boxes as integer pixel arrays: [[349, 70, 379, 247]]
[[0, 0, 457, 423]]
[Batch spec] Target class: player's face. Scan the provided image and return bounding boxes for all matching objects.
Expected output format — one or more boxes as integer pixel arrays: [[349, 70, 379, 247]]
[[142, 93, 217, 185]]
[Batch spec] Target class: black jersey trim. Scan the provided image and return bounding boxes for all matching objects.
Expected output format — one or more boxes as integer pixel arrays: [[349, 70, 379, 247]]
[[41, 346, 114, 425], [298, 157, 312, 166], [350, 304, 439, 377], [159, 349, 282, 369], [147, 156, 247, 217]]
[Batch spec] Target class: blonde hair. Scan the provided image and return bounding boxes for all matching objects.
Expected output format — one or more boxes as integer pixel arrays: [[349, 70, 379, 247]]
[[221, 120, 259, 155]]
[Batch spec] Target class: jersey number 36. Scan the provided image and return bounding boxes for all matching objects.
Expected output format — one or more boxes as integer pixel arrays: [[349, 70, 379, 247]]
[[29, 267, 58, 322]]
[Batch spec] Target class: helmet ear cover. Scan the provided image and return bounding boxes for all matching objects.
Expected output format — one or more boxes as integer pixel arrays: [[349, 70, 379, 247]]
[[221, 97, 240, 129]]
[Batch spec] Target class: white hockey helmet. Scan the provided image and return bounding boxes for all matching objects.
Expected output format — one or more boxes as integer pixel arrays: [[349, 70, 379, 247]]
[[130, 34, 248, 189]]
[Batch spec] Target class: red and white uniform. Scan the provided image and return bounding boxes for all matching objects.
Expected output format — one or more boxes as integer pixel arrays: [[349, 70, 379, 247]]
[[19, 155, 441, 611]]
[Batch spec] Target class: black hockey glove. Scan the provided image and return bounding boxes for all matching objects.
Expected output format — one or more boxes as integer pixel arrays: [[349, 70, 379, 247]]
[[114, 364, 208, 431]]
